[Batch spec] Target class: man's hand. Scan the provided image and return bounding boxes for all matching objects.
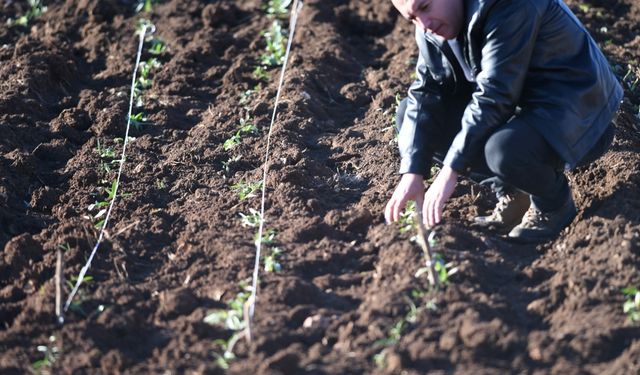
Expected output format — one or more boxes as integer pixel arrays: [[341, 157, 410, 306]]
[[423, 165, 458, 227], [385, 173, 425, 224]]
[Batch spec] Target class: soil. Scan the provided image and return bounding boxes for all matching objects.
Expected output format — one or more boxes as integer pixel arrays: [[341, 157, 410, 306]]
[[1, 0, 639, 374]]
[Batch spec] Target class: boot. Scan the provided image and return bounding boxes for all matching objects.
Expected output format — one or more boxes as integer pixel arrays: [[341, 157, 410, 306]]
[[508, 195, 577, 243], [474, 190, 530, 231]]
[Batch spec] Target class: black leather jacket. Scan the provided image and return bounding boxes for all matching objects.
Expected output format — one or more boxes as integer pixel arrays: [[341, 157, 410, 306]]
[[398, 0, 623, 175]]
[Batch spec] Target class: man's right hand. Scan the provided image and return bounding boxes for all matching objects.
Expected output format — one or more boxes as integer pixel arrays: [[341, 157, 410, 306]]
[[384, 173, 425, 224]]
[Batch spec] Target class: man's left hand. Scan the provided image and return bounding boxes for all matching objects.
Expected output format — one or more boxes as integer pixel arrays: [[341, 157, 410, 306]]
[[423, 165, 459, 227]]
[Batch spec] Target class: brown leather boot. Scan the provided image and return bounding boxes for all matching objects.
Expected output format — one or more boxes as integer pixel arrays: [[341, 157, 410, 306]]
[[508, 195, 577, 243], [474, 190, 530, 231]]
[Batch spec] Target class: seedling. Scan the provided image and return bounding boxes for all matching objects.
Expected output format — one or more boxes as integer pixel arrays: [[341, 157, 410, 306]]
[[57, 242, 71, 252], [372, 304, 412, 369], [65, 275, 93, 315], [31, 335, 59, 372], [10, 0, 46, 27], [224, 132, 242, 151], [624, 69, 639, 92], [135, 19, 154, 35], [129, 112, 151, 129], [253, 65, 270, 81], [398, 201, 417, 234], [222, 155, 242, 174], [87, 180, 118, 229], [224, 116, 257, 151], [255, 228, 277, 246], [239, 84, 261, 108], [204, 283, 252, 369], [139, 58, 161, 78], [148, 38, 166, 55], [96, 139, 117, 159], [230, 181, 262, 200], [623, 287, 640, 323], [239, 209, 262, 227], [265, 0, 292, 17], [238, 116, 258, 134], [264, 247, 283, 273], [260, 21, 286, 66], [390, 92, 402, 125], [135, 0, 157, 13], [415, 253, 458, 285]]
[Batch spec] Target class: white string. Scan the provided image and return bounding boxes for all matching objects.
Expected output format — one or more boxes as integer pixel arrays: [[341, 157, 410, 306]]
[[246, 0, 304, 336], [64, 24, 152, 313]]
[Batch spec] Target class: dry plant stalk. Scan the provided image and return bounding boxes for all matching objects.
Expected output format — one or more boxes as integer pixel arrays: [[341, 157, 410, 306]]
[[55, 249, 64, 324], [414, 213, 440, 288]]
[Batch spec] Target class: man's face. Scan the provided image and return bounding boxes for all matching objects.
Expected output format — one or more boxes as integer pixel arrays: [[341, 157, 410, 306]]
[[391, 0, 464, 40]]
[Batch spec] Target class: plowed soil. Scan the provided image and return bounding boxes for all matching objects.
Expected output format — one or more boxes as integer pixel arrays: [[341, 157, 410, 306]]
[[1, 0, 639, 374]]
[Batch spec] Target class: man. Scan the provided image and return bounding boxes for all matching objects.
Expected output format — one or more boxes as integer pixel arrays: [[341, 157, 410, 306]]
[[384, 0, 622, 243]]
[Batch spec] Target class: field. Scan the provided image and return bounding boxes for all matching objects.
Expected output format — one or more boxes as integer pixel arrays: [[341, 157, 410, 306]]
[[1, 0, 639, 373]]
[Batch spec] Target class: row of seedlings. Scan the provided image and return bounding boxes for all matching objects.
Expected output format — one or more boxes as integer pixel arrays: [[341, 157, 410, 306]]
[[202, 0, 294, 369], [31, 4, 168, 372]]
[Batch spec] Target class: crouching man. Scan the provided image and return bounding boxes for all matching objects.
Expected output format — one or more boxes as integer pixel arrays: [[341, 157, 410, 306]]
[[384, 0, 623, 243]]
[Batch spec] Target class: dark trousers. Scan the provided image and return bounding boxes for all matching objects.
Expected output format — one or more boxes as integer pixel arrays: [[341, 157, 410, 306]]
[[396, 98, 613, 211]]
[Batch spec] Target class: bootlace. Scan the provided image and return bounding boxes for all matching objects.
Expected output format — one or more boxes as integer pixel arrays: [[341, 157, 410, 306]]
[[521, 206, 549, 228], [493, 195, 513, 214]]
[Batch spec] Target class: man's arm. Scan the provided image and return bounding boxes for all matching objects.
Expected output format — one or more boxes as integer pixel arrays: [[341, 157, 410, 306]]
[[397, 28, 446, 176], [387, 29, 447, 223], [443, 0, 542, 172]]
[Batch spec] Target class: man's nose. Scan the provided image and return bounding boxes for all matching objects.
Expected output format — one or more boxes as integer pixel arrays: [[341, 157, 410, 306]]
[[413, 14, 431, 32]]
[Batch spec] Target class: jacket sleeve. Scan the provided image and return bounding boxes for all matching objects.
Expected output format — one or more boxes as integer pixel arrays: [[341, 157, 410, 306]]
[[443, 0, 542, 172], [398, 30, 445, 176]]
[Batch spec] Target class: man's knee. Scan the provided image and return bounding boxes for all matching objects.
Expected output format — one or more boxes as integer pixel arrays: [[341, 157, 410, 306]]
[[484, 129, 520, 176]]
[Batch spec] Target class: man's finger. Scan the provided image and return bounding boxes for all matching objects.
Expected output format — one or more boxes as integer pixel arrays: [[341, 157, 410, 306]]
[[392, 195, 406, 223]]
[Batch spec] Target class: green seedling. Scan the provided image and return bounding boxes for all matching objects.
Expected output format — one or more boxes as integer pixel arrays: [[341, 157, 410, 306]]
[[129, 112, 150, 129], [66, 275, 93, 290], [238, 116, 257, 134], [265, 0, 292, 17], [148, 38, 166, 55], [135, 0, 157, 13], [65, 275, 93, 314], [260, 21, 286, 66], [137, 76, 152, 90], [11, 0, 46, 27], [391, 92, 402, 125], [398, 201, 417, 234], [224, 132, 242, 151], [96, 139, 117, 159], [139, 58, 161, 78], [416, 252, 458, 285], [31, 335, 59, 372], [578, 3, 590, 12], [135, 19, 154, 35], [224, 116, 256, 151], [230, 180, 262, 201], [57, 242, 71, 252], [264, 247, 283, 272], [204, 284, 252, 369], [155, 179, 166, 189], [623, 287, 640, 322], [239, 209, 262, 227], [222, 155, 242, 174], [239, 87, 256, 107], [427, 164, 441, 184], [87, 180, 118, 229], [255, 228, 277, 246], [114, 136, 136, 144], [253, 65, 270, 81], [105, 180, 117, 201], [622, 67, 639, 92]]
